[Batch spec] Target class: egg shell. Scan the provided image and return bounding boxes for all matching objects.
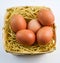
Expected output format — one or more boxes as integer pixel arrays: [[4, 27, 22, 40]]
[[16, 30, 35, 46], [37, 8, 54, 26], [37, 26, 53, 45], [10, 14, 27, 33], [28, 19, 41, 33]]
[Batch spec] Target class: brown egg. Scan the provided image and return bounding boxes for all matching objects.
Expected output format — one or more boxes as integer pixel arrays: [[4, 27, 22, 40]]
[[10, 14, 27, 33], [37, 8, 54, 26], [16, 30, 35, 46], [37, 26, 53, 45], [28, 19, 41, 33]]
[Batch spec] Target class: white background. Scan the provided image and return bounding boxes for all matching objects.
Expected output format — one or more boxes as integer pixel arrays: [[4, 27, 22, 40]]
[[0, 0, 60, 63]]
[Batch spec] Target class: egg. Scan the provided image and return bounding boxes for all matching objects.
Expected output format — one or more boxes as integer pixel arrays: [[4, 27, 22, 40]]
[[10, 14, 27, 33], [16, 30, 35, 46], [37, 8, 54, 26], [37, 26, 53, 45], [28, 19, 41, 33]]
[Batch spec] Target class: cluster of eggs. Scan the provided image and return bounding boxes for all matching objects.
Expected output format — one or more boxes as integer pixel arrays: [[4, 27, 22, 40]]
[[10, 8, 54, 46]]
